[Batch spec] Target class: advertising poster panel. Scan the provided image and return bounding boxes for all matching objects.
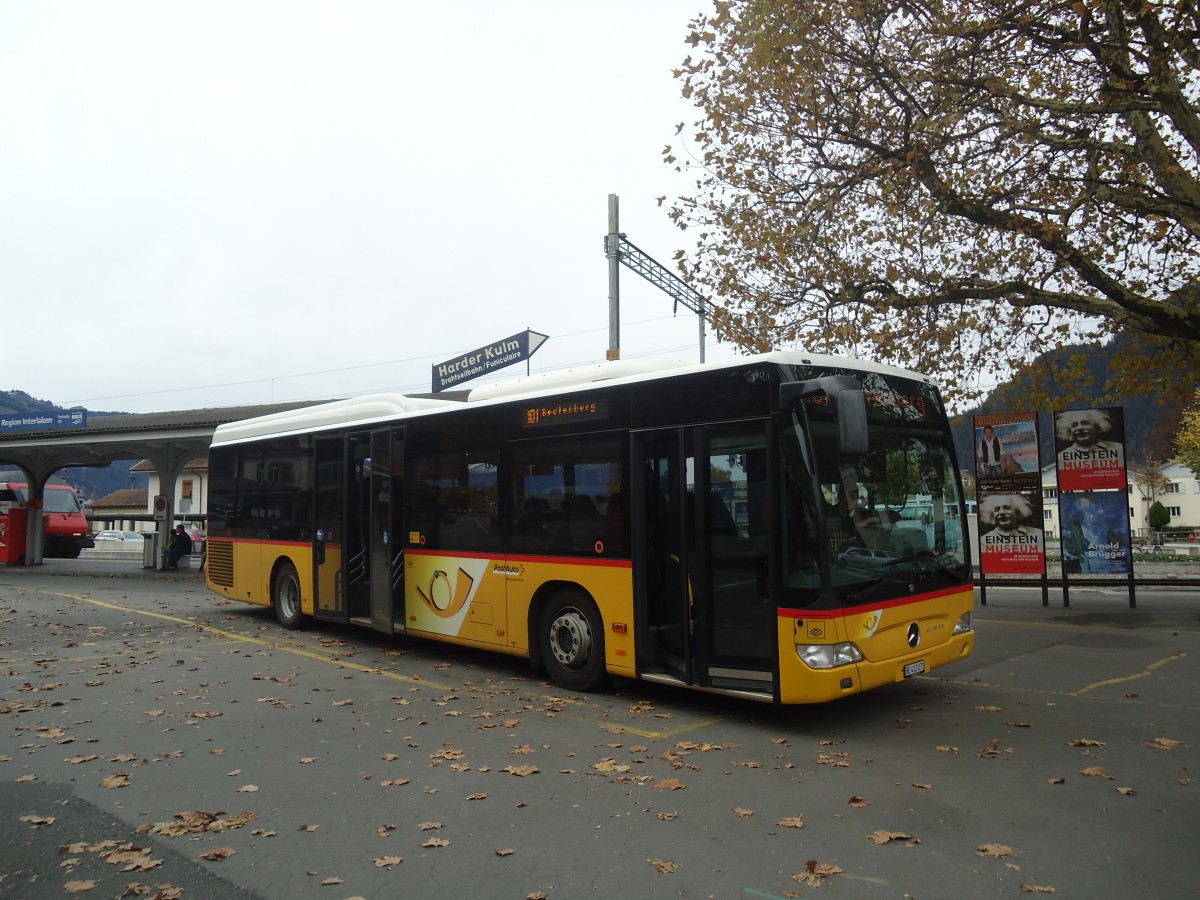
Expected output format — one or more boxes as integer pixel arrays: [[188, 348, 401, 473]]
[[972, 412, 1041, 492], [1054, 407, 1127, 491], [978, 489, 1046, 575], [1059, 491, 1133, 575]]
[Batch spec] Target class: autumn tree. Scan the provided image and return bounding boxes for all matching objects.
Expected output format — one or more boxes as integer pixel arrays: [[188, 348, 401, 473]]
[[666, 0, 1200, 406], [1176, 389, 1200, 475], [1131, 460, 1171, 509]]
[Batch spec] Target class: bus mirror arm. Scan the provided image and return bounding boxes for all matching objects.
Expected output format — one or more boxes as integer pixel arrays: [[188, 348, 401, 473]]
[[779, 376, 869, 456]]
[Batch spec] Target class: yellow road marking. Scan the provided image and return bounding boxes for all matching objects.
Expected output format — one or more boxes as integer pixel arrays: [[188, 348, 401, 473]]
[[46, 591, 456, 690], [974, 616, 1200, 636], [1074, 651, 1188, 695], [42, 591, 729, 738]]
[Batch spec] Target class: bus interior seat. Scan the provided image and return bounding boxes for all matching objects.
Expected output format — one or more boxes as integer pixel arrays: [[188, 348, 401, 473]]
[[708, 490, 739, 538], [889, 526, 930, 557], [569, 493, 605, 552]]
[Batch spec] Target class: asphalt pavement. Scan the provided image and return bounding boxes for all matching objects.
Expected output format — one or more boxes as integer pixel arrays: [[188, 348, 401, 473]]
[[1, 560, 1197, 899]]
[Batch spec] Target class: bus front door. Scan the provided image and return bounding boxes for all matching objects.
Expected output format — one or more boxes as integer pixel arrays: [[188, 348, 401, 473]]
[[634, 425, 775, 695], [635, 430, 691, 682]]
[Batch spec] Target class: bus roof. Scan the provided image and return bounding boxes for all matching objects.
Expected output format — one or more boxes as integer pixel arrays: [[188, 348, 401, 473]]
[[211, 393, 459, 447], [210, 351, 933, 447]]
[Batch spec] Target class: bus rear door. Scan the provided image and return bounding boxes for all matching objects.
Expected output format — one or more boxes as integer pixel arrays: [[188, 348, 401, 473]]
[[368, 426, 404, 633], [313, 427, 405, 633]]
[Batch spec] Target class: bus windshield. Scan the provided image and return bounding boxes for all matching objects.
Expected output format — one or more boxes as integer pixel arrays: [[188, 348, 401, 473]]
[[779, 370, 970, 607]]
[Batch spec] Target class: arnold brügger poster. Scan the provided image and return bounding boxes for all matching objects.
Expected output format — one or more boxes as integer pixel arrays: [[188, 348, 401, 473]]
[[1059, 491, 1133, 576]]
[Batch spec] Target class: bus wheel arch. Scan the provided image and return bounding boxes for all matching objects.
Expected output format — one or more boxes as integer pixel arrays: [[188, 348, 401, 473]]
[[271, 558, 306, 630], [532, 583, 610, 692]]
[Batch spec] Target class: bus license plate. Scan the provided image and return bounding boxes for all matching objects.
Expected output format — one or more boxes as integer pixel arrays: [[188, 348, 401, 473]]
[[903, 660, 926, 678]]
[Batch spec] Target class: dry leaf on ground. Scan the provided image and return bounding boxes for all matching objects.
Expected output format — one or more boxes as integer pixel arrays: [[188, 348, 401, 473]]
[[503, 765, 539, 776], [793, 860, 842, 886], [978, 843, 1016, 858], [869, 830, 915, 844], [1144, 738, 1181, 751]]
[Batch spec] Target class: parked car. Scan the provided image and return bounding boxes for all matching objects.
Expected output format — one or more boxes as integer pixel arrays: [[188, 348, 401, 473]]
[[92, 530, 147, 543], [836, 546, 898, 569]]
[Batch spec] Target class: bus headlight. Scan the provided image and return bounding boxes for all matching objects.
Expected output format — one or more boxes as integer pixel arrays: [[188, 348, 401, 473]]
[[953, 612, 972, 634], [798, 642, 863, 669]]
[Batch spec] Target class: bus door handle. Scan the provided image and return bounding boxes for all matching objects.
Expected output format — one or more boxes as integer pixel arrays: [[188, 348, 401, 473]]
[[315, 528, 326, 565]]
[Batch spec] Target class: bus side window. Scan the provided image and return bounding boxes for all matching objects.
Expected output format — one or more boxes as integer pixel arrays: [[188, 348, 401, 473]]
[[508, 432, 627, 557]]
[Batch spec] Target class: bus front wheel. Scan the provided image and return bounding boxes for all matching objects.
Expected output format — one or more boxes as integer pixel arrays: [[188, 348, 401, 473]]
[[539, 592, 608, 692], [273, 562, 305, 630]]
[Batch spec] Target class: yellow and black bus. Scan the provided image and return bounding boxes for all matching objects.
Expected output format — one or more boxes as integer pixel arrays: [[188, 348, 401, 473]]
[[204, 352, 973, 704]]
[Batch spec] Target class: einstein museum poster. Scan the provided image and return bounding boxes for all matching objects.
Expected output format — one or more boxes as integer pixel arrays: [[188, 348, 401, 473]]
[[977, 490, 1046, 575], [1059, 492, 1133, 576], [1054, 407, 1127, 491]]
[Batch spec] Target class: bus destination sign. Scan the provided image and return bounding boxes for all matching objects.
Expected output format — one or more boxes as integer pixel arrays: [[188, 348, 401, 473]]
[[523, 398, 608, 428]]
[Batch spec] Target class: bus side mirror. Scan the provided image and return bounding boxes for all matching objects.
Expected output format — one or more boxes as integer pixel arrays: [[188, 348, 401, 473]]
[[779, 376, 869, 456]]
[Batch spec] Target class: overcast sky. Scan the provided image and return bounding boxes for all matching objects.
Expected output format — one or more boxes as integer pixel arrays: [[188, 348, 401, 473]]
[[1, 0, 738, 415]]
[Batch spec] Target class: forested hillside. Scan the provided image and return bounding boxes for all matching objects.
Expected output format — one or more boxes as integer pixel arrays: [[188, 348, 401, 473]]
[[951, 336, 1191, 476], [0, 390, 147, 502]]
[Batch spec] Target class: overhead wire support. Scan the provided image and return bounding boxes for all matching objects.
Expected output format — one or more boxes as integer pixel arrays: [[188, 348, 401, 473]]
[[602, 232, 714, 362]]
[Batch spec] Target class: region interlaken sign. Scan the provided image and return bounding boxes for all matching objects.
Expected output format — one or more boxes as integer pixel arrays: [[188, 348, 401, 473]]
[[432, 330, 548, 393], [0, 409, 87, 432]]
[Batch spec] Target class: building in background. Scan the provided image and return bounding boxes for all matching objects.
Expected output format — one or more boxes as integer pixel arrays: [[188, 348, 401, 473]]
[[1040, 460, 1199, 540], [133, 458, 209, 527], [87, 488, 149, 532]]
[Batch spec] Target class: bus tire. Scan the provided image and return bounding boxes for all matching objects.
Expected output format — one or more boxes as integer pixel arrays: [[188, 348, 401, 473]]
[[273, 561, 305, 630], [539, 591, 609, 692]]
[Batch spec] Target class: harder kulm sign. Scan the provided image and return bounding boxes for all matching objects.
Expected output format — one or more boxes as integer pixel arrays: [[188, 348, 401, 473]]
[[432, 330, 548, 393]]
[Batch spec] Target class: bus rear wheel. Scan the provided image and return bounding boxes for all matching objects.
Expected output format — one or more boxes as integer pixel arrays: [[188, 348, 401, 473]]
[[273, 562, 305, 630], [539, 592, 608, 692]]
